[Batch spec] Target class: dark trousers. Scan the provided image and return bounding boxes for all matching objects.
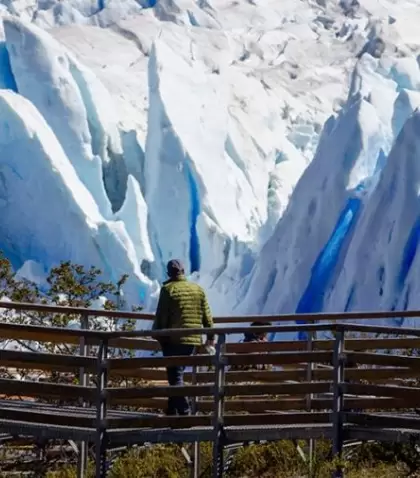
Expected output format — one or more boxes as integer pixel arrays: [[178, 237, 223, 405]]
[[161, 343, 195, 415]]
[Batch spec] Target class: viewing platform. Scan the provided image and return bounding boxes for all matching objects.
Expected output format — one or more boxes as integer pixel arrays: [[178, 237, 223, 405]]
[[1, 301, 420, 477]]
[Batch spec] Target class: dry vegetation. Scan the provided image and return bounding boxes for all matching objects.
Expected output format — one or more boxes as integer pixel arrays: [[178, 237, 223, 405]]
[[42, 440, 418, 478]]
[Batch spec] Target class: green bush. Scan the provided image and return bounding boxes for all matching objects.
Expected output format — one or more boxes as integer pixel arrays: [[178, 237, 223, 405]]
[[110, 445, 190, 478], [43, 440, 412, 478], [227, 440, 305, 477]]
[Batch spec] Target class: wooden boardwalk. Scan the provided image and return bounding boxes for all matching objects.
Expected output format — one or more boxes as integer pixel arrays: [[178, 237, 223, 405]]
[[1, 302, 420, 477]]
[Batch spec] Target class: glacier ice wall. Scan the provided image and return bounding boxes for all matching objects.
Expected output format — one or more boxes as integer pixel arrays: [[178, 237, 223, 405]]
[[325, 109, 420, 320], [145, 34, 260, 278], [4, 18, 113, 217], [0, 89, 153, 307], [3, 17, 132, 216], [0, 0, 420, 320], [241, 52, 420, 328], [143, 22, 306, 292], [237, 94, 385, 316]]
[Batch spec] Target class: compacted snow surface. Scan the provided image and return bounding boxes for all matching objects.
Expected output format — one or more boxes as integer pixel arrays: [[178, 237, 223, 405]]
[[1, 0, 420, 332]]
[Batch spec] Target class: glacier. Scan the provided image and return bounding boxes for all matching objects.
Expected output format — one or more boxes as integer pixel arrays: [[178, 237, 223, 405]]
[[0, 0, 419, 331], [0, 89, 153, 306]]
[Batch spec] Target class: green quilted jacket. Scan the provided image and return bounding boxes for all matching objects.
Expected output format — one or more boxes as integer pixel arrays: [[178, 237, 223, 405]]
[[152, 276, 214, 345]]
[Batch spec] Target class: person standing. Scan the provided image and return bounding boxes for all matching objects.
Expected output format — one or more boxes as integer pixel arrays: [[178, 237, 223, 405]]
[[153, 259, 214, 416], [231, 321, 273, 372]]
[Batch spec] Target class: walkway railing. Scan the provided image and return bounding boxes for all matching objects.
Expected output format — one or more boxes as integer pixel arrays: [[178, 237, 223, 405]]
[[1, 302, 420, 477]]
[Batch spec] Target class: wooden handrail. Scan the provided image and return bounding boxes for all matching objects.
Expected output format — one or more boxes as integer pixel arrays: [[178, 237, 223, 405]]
[[108, 350, 333, 370], [109, 355, 214, 369], [0, 378, 94, 401], [3, 320, 420, 344], [343, 322, 420, 337], [103, 322, 420, 339], [105, 381, 331, 401], [109, 366, 420, 383], [105, 412, 331, 430], [105, 336, 420, 353], [106, 322, 337, 338], [347, 351, 420, 368], [2, 300, 420, 324], [0, 300, 155, 321], [345, 382, 420, 399], [227, 337, 420, 353], [0, 321, 108, 341], [215, 309, 420, 324], [0, 349, 96, 372], [2, 328, 420, 353], [108, 396, 420, 412]]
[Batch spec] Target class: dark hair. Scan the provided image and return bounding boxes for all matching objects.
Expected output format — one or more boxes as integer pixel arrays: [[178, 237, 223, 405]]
[[166, 259, 184, 278], [243, 321, 272, 342]]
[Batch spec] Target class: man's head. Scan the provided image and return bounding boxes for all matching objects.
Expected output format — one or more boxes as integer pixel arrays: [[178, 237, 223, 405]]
[[244, 321, 272, 342], [167, 259, 185, 279]]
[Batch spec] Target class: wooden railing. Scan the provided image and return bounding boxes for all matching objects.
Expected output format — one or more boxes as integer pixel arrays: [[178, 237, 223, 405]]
[[1, 302, 420, 477]]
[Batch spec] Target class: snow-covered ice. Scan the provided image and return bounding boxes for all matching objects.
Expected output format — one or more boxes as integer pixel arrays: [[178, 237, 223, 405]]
[[0, 0, 419, 332]]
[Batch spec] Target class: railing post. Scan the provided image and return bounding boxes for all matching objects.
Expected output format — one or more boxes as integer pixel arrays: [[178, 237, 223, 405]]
[[212, 334, 226, 478], [332, 326, 345, 478], [95, 337, 109, 478], [77, 314, 89, 478], [306, 326, 315, 478], [190, 351, 200, 478]]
